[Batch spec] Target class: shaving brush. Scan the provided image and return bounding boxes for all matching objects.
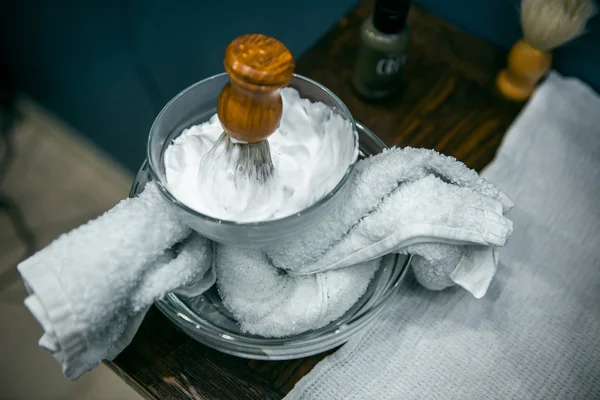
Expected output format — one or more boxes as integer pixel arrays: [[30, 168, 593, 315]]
[[497, 0, 597, 101], [199, 34, 295, 215]]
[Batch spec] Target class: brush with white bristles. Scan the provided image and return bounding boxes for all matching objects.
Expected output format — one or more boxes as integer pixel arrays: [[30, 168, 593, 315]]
[[199, 34, 295, 216], [497, 0, 597, 101]]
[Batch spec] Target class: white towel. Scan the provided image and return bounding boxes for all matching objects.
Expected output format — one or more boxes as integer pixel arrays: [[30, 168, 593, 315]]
[[217, 147, 513, 337], [284, 72, 600, 399], [18, 183, 215, 380]]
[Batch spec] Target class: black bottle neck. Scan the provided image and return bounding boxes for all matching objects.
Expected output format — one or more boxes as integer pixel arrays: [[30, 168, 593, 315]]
[[372, 0, 410, 34]]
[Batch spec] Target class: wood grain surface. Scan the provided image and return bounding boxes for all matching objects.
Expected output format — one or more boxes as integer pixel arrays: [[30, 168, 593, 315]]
[[108, 1, 523, 398]]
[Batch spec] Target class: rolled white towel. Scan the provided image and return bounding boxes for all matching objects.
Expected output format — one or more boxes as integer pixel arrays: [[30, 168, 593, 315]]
[[18, 182, 214, 380]]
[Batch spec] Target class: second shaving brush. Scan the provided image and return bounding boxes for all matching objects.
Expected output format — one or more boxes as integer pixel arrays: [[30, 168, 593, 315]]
[[497, 0, 597, 102]]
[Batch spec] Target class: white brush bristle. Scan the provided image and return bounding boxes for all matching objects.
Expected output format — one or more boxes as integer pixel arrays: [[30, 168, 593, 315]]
[[521, 0, 597, 51], [212, 132, 275, 184]]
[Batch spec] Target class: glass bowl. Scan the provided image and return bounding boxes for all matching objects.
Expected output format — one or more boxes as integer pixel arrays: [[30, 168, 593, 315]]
[[147, 73, 359, 248], [130, 122, 412, 360]]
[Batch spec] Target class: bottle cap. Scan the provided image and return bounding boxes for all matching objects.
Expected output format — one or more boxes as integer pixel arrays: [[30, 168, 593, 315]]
[[373, 0, 411, 34]]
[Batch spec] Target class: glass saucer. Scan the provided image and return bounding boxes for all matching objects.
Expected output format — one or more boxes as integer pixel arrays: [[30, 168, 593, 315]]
[[130, 122, 411, 360]]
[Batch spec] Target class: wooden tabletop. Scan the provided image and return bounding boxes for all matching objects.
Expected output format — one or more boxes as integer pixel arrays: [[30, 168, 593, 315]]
[[108, 1, 523, 398]]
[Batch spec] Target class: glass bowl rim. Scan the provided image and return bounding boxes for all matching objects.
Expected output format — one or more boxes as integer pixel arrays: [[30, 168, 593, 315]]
[[146, 72, 360, 227]]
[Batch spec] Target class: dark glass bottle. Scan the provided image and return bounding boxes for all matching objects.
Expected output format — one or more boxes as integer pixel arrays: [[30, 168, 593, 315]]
[[351, 0, 411, 100]]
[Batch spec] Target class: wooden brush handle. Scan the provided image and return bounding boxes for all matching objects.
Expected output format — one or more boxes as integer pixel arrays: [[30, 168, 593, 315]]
[[217, 34, 295, 143], [496, 39, 552, 102]]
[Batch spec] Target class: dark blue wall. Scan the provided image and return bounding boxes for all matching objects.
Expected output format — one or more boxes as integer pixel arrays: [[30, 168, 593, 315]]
[[1, 1, 598, 172], [0, 1, 358, 171]]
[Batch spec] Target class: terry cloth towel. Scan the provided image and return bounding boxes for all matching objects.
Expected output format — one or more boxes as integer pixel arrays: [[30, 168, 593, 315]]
[[216, 146, 513, 337], [18, 183, 215, 380], [284, 71, 600, 399]]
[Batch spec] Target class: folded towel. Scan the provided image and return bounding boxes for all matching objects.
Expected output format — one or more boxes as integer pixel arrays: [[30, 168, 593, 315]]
[[216, 148, 513, 337], [268, 146, 513, 274], [284, 72, 600, 400], [18, 183, 214, 380]]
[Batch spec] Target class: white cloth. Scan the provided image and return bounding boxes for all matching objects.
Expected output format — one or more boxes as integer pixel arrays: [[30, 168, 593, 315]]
[[217, 148, 514, 337], [284, 72, 600, 399], [18, 184, 215, 380]]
